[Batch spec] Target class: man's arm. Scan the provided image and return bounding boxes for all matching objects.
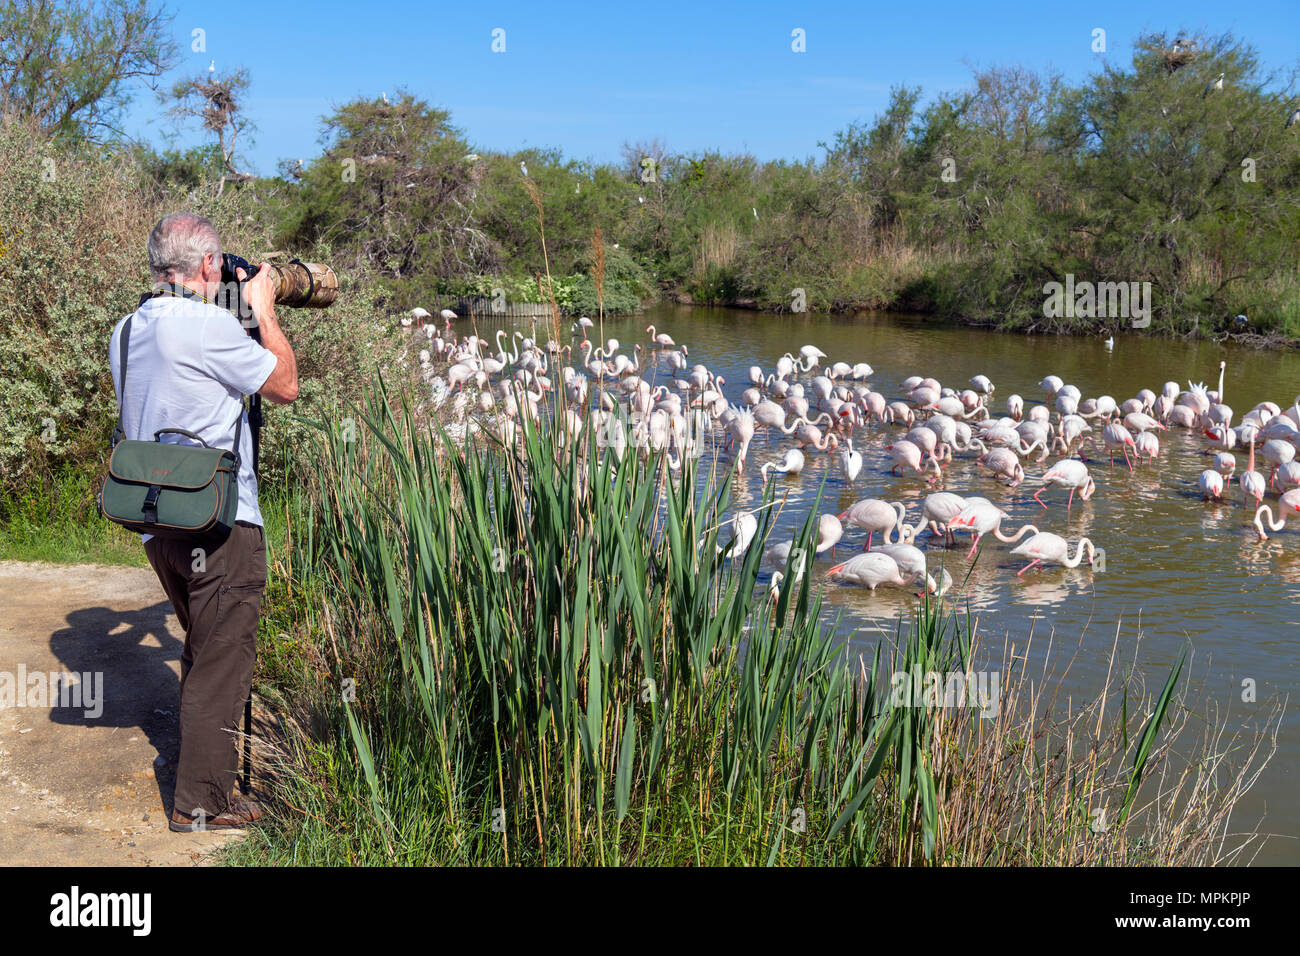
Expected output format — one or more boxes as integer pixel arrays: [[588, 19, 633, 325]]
[[241, 264, 299, 404]]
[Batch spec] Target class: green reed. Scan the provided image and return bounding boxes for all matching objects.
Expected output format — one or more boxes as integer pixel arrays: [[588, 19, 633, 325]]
[[230, 381, 1274, 866]]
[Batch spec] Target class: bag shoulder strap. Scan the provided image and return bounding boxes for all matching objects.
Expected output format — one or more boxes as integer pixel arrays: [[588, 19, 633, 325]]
[[111, 315, 133, 448]]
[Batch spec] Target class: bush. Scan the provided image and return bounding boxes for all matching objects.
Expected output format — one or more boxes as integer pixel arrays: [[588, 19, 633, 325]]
[[0, 117, 407, 514]]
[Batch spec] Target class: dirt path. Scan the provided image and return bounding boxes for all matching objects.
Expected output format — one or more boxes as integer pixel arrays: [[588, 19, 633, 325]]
[[0, 560, 245, 865]]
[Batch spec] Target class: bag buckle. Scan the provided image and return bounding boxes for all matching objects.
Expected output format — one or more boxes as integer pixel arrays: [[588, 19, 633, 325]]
[[142, 484, 162, 524]]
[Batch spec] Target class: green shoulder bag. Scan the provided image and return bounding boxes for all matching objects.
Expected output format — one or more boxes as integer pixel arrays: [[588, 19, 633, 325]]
[[97, 305, 244, 544]]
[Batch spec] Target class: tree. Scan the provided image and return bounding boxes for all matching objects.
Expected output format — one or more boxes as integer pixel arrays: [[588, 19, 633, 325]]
[[823, 85, 922, 241], [166, 68, 255, 194], [0, 0, 176, 139], [285, 91, 487, 281], [1060, 31, 1300, 323]]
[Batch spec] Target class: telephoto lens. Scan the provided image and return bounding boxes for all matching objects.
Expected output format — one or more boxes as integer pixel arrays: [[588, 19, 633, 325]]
[[220, 253, 338, 308]]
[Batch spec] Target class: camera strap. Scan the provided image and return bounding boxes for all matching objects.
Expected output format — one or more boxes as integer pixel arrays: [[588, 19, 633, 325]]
[[288, 259, 316, 307]]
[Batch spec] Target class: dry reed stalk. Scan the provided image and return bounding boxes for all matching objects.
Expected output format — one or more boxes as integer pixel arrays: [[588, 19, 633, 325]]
[[522, 177, 563, 346], [591, 223, 606, 322]]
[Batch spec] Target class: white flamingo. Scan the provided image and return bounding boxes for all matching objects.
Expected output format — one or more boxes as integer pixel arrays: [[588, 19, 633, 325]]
[[1009, 533, 1096, 576]]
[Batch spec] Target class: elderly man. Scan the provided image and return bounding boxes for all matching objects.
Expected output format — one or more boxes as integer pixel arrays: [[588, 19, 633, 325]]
[[109, 212, 298, 831]]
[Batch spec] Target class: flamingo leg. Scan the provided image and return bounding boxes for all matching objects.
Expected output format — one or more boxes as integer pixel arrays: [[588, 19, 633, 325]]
[[1067, 487, 1075, 510], [966, 534, 981, 560], [1016, 559, 1041, 577], [1033, 487, 1048, 507]]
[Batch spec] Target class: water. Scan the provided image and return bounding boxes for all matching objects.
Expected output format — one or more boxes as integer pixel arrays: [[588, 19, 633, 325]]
[[487, 304, 1299, 863]]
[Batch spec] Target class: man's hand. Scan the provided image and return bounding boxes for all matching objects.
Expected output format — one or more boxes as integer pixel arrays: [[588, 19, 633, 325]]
[[236, 263, 299, 404], [235, 264, 277, 324]]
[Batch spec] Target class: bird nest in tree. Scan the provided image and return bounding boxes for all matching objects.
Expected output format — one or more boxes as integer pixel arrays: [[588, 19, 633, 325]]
[[1162, 48, 1198, 73]]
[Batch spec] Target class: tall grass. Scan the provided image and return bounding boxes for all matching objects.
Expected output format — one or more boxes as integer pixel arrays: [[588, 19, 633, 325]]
[[0, 469, 146, 566], [228, 384, 1278, 866]]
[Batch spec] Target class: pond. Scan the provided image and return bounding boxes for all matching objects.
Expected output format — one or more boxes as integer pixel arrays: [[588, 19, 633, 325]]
[[477, 302, 1299, 864]]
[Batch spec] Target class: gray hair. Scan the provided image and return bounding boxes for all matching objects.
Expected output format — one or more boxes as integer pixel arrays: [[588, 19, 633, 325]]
[[147, 212, 222, 281]]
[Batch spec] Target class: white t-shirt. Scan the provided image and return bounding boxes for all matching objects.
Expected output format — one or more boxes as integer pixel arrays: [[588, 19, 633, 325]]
[[109, 292, 278, 536]]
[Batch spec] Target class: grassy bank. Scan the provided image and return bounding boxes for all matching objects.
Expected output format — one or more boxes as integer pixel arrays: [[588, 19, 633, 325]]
[[0, 467, 296, 569], [218, 384, 1275, 866]]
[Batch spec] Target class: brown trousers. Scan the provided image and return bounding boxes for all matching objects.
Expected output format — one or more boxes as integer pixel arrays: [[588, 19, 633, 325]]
[[144, 522, 265, 817]]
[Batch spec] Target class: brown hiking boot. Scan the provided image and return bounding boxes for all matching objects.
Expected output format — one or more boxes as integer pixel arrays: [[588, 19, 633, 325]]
[[169, 797, 265, 832]]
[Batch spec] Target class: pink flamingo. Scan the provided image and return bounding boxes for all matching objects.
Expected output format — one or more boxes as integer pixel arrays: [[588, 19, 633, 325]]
[[817, 513, 843, 557], [1034, 459, 1096, 508], [1241, 437, 1266, 509], [898, 491, 968, 545], [977, 447, 1025, 486], [1082, 423, 1137, 471], [947, 502, 1039, 559], [1134, 430, 1160, 463], [885, 440, 943, 480], [1009, 532, 1096, 576], [825, 552, 908, 590], [645, 324, 675, 347], [1198, 469, 1225, 500], [1254, 488, 1300, 540], [838, 498, 908, 551]]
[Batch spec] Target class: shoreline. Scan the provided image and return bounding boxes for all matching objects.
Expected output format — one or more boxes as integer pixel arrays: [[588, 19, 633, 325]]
[[657, 291, 1300, 350]]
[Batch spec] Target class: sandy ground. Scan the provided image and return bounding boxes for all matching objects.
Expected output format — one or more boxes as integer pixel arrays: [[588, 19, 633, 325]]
[[0, 560, 254, 866]]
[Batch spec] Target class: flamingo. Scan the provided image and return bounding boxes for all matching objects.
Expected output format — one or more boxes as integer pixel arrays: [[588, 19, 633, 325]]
[[763, 542, 807, 596], [1198, 469, 1225, 500], [898, 492, 969, 545], [761, 448, 805, 481], [1009, 533, 1096, 576], [976, 447, 1024, 486], [947, 502, 1038, 559], [1262, 439, 1296, 478], [824, 552, 908, 590], [720, 511, 758, 559], [1082, 423, 1137, 470], [1275, 461, 1300, 492], [886, 440, 942, 480], [873, 543, 953, 595], [645, 324, 675, 347], [797, 344, 827, 371], [1134, 430, 1160, 463], [1034, 459, 1096, 508], [1254, 488, 1300, 540], [840, 438, 863, 484], [817, 514, 844, 556], [838, 498, 908, 552], [1205, 424, 1236, 452], [1241, 437, 1266, 509]]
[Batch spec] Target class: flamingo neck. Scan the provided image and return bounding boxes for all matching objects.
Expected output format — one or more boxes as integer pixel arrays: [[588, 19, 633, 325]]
[[993, 522, 1038, 544], [1254, 504, 1284, 535], [1067, 537, 1094, 568]]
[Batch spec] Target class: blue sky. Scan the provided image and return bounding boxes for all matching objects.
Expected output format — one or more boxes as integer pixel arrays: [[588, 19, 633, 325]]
[[121, 0, 1300, 175]]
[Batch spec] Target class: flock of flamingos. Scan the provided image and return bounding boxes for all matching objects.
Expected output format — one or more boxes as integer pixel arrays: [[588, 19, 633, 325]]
[[404, 307, 1300, 600]]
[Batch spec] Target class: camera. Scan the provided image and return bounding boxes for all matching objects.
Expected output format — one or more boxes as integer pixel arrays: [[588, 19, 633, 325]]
[[217, 253, 338, 328]]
